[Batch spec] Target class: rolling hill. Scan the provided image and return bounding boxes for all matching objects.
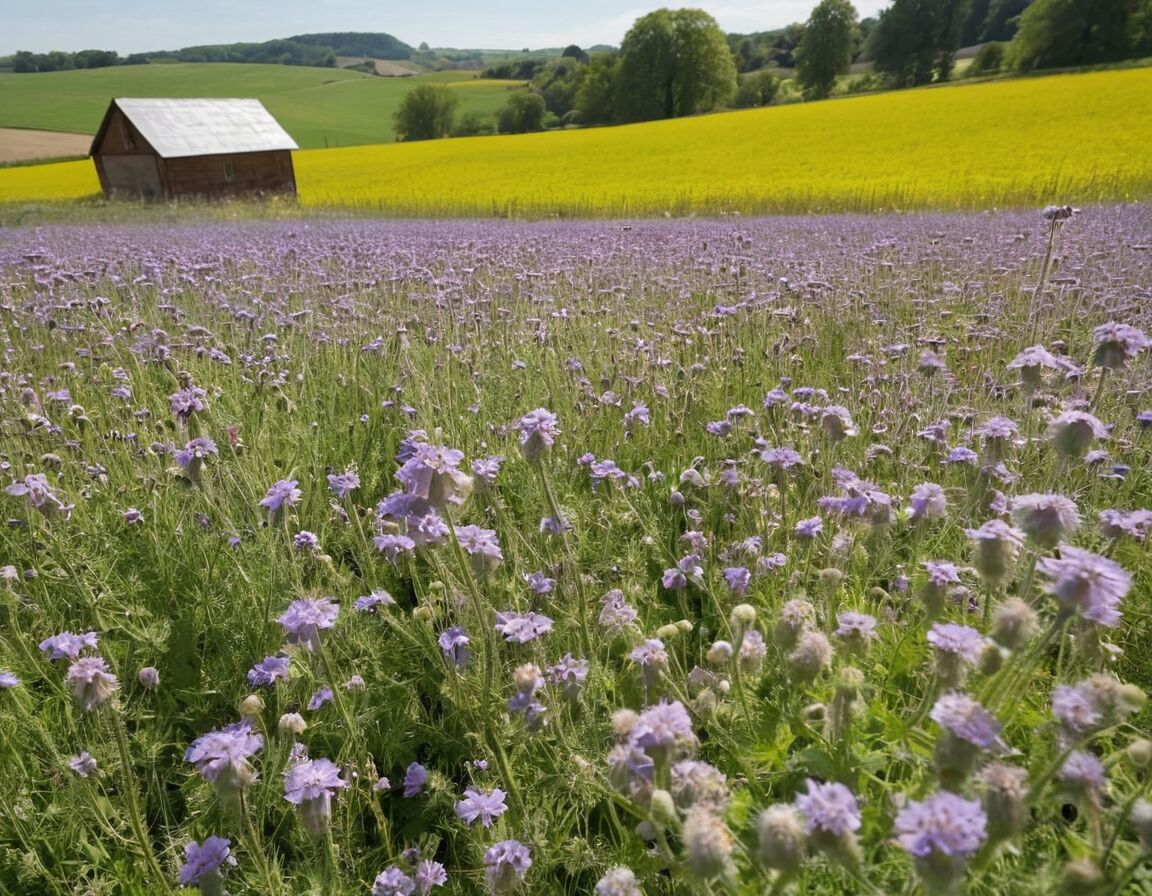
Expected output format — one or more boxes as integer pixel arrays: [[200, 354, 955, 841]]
[[0, 63, 524, 148]]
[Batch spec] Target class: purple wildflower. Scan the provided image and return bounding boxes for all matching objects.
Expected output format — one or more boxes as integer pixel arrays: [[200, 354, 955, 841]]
[[599, 590, 639, 635], [355, 590, 396, 612], [438, 626, 471, 668], [259, 479, 301, 516], [178, 837, 236, 888], [909, 483, 948, 523], [69, 751, 98, 777], [169, 386, 207, 422], [1051, 683, 1103, 735], [395, 443, 471, 509], [308, 688, 333, 711], [524, 571, 556, 594], [0, 671, 19, 688], [795, 779, 861, 836], [415, 860, 448, 894], [39, 630, 99, 661], [484, 840, 532, 889], [630, 700, 698, 757], [283, 756, 346, 834], [795, 516, 823, 539], [5, 473, 72, 519], [546, 653, 589, 699], [247, 655, 290, 687], [293, 530, 320, 552], [372, 866, 416, 896], [373, 533, 416, 562], [1047, 411, 1108, 459], [455, 524, 503, 570], [494, 610, 553, 643], [326, 470, 360, 499], [1037, 544, 1130, 627], [1060, 751, 1108, 798], [1010, 493, 1080, 548], [277, 596, 339, 651], [454, 787, 508, 828], [723, 566, 751, 595], [930, 693, 1002, 748], [517, 408, 560, 461], [1092, 321, 1150, 369], [895, 792, 987, 857], [471, 455, 505, 487], [66, 656, 118, 711], [184, 721, 262, 792], [402, 762, 427, 797], [927, 624, 985, 666]]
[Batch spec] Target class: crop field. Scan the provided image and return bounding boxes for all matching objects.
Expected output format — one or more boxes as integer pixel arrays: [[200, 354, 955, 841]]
[[0, 204, 1150, 895], [0, 68, 1149, 216], [0, 63, 524, 149]]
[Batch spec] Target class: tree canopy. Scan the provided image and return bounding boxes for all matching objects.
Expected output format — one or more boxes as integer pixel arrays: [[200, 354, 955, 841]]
[[393, 84, 459, 142], [615, 8, 738, 122], [795, 0, 859, 99], [1007, 0, 1152, 69]]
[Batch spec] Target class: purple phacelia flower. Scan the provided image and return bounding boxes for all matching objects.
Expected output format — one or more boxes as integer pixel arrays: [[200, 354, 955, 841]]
[[795, 779, 861, 836], [438, 626, 471, 668], [1037, 544, 1130, 627], [326, 470, 360, 499], [277, 596, 339, 651], [355, 590, 396, 612], [66, 656, 118, 711], [927, 623, 985, 665], [169, 386, 207, 422], [516, 408, 560, 461], [69, 751, 98, 777], [247, 655, 290, 687], [371, 866, 415, 896], [484, 840, 532, 889], [930, 692, 1002, 748], [259, 479, 301, 516], [178, 837, 236, 888], [39, 630, 99, 661], [494, 610, 553, 643], [454, 787, 508, 827], [185, 720, 262, 790], [895, 791, 987, 858], [308, 688, 333, 711], [402, 762, 428, 797]]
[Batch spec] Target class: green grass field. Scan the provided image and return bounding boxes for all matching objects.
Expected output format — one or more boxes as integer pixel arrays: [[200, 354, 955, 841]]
[[0, 63, 524, 148]]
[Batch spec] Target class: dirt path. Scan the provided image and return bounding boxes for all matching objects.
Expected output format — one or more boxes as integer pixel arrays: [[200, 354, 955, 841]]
[[0, 128, 92, 163]]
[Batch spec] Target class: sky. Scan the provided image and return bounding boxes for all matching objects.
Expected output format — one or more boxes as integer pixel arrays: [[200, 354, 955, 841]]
[[5, 0, 891, 56]]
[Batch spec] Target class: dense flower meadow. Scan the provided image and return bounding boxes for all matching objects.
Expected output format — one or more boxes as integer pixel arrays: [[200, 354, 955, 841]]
[[0, 206, 1150, 895]]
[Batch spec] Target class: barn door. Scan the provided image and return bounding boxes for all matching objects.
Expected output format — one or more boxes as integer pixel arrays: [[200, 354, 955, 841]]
[[101, 155, 164, 199]]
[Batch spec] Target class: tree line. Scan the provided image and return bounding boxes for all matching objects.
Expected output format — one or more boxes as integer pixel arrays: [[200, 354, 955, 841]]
[[397, 0, 1152, 141]]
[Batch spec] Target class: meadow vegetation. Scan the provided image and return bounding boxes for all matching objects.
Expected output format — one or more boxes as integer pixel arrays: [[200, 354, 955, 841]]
[[0, 204, 1150, 895], [0, 63, 524, 148]]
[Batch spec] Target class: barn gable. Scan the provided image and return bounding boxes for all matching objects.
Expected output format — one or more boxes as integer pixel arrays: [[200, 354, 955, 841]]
[[90, 98, 299, 200]]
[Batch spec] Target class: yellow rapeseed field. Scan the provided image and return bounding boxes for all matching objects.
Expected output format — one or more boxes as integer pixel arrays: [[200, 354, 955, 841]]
[[2, 68, 1149, 215]]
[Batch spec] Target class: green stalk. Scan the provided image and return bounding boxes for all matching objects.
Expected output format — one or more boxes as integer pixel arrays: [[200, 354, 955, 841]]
[[109, 710, 173, 894]]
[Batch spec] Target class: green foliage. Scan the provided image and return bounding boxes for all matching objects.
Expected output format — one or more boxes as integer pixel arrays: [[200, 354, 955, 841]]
[[967, 40, 1007, 73], [728, 24, 805, 71], [868, 0, 973, 85], [393, 84, 459, 141], [615, 8, 738, 122], [497, 92, 547, 133], [451, 111, 496, 137], [561, 45, 590, 65], [0, 64, 518, 149], [531, 58, 588, 117], [573, 52, 620, 125], [732, 71, 781, 108], [1006, 0, 1152, 70], [796, 0, 860, 100]]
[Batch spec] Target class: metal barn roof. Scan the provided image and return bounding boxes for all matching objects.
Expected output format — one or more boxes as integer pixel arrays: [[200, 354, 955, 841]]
[[104, 98, 298, 158]]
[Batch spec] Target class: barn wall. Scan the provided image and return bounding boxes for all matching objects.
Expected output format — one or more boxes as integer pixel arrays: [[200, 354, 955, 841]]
[[98, 155, 163, 199], [163, 151, 297, 198], [94, 107, 154, 156]]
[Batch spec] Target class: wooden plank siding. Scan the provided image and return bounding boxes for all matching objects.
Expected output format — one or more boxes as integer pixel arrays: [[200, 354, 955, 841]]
[[90, 99, 298, 200]]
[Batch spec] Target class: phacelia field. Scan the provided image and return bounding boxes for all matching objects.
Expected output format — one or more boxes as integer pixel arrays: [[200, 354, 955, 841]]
[[0, 206, 1150, 895]]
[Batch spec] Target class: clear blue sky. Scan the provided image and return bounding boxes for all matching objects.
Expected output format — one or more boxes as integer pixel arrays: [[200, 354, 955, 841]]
[[6, 0, 890, 56]]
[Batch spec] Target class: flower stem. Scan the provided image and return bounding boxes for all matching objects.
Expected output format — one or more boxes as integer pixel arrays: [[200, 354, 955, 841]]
[[109, 710, 173, 894]]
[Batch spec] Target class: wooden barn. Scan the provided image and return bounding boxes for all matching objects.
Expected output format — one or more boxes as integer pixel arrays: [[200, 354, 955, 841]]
[[89, 98, 298, 200]]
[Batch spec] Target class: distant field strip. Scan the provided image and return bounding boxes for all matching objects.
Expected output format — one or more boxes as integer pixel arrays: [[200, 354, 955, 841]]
[[1, 69, 1149, 215]]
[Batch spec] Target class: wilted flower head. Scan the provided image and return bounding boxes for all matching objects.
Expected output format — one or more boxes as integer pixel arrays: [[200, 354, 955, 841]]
[[1037, 544, 1130, 627], [682, 807, 734, 880], [757, 804, 808, 874], [277, 596, 339, 651]]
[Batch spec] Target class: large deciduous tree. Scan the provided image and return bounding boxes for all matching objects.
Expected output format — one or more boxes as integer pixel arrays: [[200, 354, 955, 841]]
[[1007, 0, 1152, 70], [393, 84, 459, 142], [795, 0, 859, 99], [615, 8, 738, 122], [868, 0, 971, 85]]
